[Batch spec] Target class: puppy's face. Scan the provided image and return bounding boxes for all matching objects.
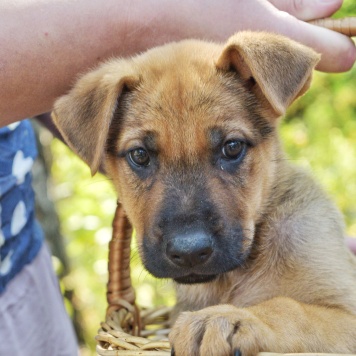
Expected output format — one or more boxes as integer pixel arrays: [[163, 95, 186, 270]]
[[105, 61, 277, 283], [53, 32, 319, 284]]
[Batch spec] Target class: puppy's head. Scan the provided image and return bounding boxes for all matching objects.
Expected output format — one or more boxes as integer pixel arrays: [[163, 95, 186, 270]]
[[53, 32, 319, 284]]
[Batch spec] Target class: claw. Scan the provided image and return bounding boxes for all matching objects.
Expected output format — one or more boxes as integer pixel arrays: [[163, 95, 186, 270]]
[[171, 347, 175, 356], [234, 350, 242, 356]]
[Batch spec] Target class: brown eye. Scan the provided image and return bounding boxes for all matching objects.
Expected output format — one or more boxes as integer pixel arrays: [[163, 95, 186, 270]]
[[222, 140, 245, 160], [129, 148, 150, 167]]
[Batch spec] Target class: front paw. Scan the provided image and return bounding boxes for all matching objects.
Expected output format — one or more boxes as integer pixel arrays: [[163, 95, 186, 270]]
[[169, 305, 272, 356]]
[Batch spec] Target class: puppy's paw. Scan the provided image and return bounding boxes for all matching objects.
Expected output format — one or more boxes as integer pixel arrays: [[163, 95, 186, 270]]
[[169, 304, 273, 356]]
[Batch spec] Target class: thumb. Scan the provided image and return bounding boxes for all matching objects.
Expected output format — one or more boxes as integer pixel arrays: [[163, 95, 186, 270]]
[[268, 0, 343, 21]]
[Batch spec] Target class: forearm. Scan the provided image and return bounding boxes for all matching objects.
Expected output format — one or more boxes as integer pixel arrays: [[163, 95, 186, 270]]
[[1, 0, 355, 126], [0, 0, 183, 125]]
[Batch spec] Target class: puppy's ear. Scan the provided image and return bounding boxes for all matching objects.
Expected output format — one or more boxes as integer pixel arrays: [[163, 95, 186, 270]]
[[216, 32, 320, 117], [52, 60, 139, 175]]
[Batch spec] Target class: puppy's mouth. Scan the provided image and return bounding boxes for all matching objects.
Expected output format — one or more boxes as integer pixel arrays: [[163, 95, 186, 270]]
[[173, 273, 218, 284]]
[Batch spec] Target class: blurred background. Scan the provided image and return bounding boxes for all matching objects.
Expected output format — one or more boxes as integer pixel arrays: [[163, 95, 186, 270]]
[[32, 2, 356, 354]]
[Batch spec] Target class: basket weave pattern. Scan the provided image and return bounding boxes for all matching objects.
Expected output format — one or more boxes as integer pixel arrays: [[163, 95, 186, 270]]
[[96, 203, 172, 355]]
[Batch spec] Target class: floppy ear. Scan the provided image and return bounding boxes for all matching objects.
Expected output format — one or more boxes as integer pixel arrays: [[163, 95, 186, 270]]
[[216, 32, 320, 117], [52, 59, 139, 175]]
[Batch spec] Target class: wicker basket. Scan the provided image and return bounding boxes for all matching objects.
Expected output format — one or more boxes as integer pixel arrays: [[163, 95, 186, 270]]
[[95, 203, 172, 355]]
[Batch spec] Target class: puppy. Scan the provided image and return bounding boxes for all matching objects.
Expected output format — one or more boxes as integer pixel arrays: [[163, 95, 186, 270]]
[[52, 32, 356, 355]]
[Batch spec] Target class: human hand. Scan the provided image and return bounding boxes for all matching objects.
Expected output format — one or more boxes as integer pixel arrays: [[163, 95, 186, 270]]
[[178, 0, 355, 73], [1, 0, 354, 124], [269, 0, 355, 72], [269, 0, 343, 22]]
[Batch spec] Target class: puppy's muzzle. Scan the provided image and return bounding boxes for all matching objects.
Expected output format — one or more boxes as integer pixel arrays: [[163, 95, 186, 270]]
[[166, 229, 213, 268], [142, 190, 248, 283]]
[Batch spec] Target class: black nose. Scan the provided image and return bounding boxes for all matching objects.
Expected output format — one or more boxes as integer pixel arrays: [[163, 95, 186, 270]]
[[166, 230, 213, 268]]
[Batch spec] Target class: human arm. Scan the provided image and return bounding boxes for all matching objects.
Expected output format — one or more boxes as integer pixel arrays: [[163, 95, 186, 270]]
[[1, 0, 355, 126]]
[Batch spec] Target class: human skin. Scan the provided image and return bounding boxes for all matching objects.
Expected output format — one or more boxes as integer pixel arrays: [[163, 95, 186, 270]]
[[347, 237, 356, 254], [0, 0, 355, 125]]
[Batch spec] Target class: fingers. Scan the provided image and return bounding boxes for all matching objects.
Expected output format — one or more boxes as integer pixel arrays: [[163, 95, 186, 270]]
[[264, 0, 356, 72], [255, 7, 356, 73], [250, 1, 356, 72], [183, 0, 355, 73], [286, 15, 356, 72], [269, 0, 343, 21]]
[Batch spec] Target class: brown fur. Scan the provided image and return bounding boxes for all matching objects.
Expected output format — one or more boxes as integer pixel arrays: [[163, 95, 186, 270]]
[[52, 32, 356, 355]]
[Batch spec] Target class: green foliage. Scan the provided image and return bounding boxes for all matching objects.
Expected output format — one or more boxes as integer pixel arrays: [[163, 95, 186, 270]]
[[334, 1, 355, 16], [50, 3, 356, 353]]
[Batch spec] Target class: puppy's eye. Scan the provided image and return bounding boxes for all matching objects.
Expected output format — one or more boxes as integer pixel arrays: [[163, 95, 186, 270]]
[[128, 148, 150, 167], [222, 140, 245, 160]]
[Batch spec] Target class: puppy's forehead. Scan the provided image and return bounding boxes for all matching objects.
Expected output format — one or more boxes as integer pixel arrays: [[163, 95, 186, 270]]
[[130, 39, 249, 116], [118, 40, 269, 153]]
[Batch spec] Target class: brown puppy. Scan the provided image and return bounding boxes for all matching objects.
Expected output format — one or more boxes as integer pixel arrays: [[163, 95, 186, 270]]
[[52, 32, 356, 355]]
